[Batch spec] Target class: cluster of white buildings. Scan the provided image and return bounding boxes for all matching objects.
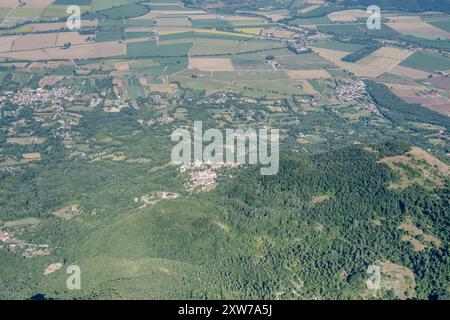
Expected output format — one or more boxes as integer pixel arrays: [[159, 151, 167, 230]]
[[4, 87, 77, 107], [335, 80, 379, 114], [180, 161, 239, 191]]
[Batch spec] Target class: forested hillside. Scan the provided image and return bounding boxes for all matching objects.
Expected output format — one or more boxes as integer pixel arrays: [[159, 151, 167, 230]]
[[6, 143, 446, 300]]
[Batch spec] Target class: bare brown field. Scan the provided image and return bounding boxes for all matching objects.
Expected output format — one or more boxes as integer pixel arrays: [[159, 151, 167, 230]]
[[1, 0, 21, 6], [22, 152, 41, 163], [11, 33, 57, 51], [27, 20, 96, 32], [0, 40, 125, 60], [45, 41, 126, 59], [328, 9, 368, 22], [286, 69, 331, 80], [0, 35, 18, 52], [28, 22, 66, 32], [387, 15, 450, 40], [55, 32, 92, 46], [21, 0, 55, 8], [389, 84, 450, 115], [114, 62, 129, 71], [389, 65, 431, 79], [0, 49, 51, 60], [189, 57, 234, 71]]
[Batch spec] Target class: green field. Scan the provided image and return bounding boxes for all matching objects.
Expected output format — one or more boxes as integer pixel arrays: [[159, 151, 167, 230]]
[[426, 19, 450, 32], [317, 24, 366, 36], [275, 53, 334, 70], [290, 16, 331, 26], [311, 41, 365, 53], [401, 51, 450, 72]]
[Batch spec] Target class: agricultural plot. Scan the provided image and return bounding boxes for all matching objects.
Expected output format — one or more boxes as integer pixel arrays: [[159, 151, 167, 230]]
[[42, 4, 90, 17], [158, 28, 255, 40], [240, 9, 290, 22], [327, 9, 368, 22], [127, 40, 192, 58], [427, 76, 450, 90], [311, 41, 365, 53], [156, 17, 192, 27], [191, 38, 283, 56], [389, 65, 430, 80], [312, 46, 413, 78], [274, 52, 333, 70], [0, 35, 17, 52], [91, 0, 132, 12], [356, 47, 413, 74], [386, 15, 450, 40], [285, 69, 331, 80], [223, 15, 266, 24], [0, 40, 126, 60], [426, 19, 450, 32], [389, 83, 450, 116], [96, 31, 155, 42], [400, 51, 450, 73], [11, 33, 58, 51], [290, 16, 330, 26], [188, 58, 235, 71], [230, 57, 272, 71], [316, 24, 366, 36], [191, 19, 234, 29]]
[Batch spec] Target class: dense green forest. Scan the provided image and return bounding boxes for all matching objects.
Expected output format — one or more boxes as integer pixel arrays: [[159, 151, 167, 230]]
[[342, 45, 381, 63], [2, 141, 448, 299]]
